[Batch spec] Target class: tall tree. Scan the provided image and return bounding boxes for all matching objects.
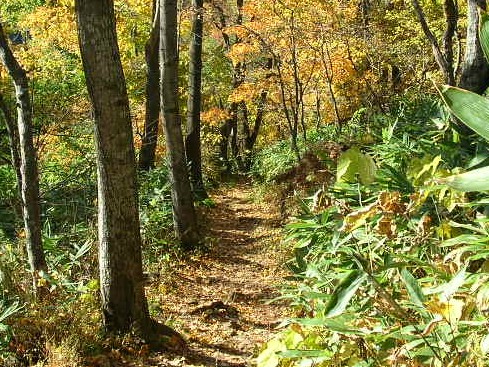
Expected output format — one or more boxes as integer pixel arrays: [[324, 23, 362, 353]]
[[186, 0, 208, 199], [211, 0, 247, 172], [0, 20, 47, 291], [161, 0, 201, 248], [75, 0, 152, 334], [0, 92, 22, 204], [458, 0, 489, 93], [411, 0, 489, 92], [139, 0, 160, 171], [411, 0, 457, 85], [411, 0, 489, 144]]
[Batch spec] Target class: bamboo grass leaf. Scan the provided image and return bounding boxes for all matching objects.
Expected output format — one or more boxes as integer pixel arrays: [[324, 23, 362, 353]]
[[325, 270, 367, 317], [480, 12, 489, 63], [439, 86, 489, 142], [441, 166, 489, 192], [400, 268, 425, 307]]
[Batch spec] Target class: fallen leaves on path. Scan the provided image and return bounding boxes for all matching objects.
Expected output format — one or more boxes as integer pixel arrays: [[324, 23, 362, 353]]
[[145, 181, 290, 367]]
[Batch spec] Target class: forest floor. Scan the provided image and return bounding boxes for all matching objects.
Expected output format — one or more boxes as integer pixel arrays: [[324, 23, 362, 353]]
[[144, 180, 290, 367]]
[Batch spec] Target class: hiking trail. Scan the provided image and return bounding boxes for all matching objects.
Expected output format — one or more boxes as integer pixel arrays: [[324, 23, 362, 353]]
[[147, 181, 289, 367]]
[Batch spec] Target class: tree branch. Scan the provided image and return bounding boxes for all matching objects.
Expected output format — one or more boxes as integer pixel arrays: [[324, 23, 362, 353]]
[[411, 0, 455, 84]]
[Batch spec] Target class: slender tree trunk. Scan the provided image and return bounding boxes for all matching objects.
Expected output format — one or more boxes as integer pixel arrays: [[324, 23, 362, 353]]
[[459, 0, 489, 93], [139, 0, 160, 171], [186, 0, 208, 199], [411, 0, 456, 85], [320, 43, 341, 128], [0, 21, 47, 291], [161, 0, 200, 248], [0, 93, 22, 201], [216, 0, 248, 172], [442, 0, 458, 73], [210, 4, 233, 172], [229, 103, 239, 167], [219, 118, 232, 173], [243, 90, 267, 170], [75, 0, 151, 335]]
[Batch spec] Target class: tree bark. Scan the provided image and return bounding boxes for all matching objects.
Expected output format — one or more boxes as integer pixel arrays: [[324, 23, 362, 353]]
[[161, 0, 201, 248], [139, 0, 160, 171], [0, 92, 22, 202], [0, 21, 47, 290], [411, 0, 456, 85], [186, 0, 208, 199], [75, 0, 151, 334], [442, 0, 458, 73], [459, 0, 489, 93], [219, 119, 232, 174], [243, 90, 267, 170]]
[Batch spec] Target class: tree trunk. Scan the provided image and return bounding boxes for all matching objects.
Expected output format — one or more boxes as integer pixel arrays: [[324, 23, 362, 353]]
[[0, 21, 47, 291], [161, 0, 201, 248], [139, 0, 160, 171], [219, 119, 232, 174], [243, 90, 267, 170], [230, 103, 240, 167], [458, 0, 489, 93], [186, 0, 208, 199], [75, 0, 151, 335], [0, 92, 23, 202], [411, 0, 456, 85]]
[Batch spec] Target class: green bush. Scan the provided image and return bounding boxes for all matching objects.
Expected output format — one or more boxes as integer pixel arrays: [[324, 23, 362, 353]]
[[0, 165, 20, 239], [257, 79, 489, 366], [138, 166, 174, 247]]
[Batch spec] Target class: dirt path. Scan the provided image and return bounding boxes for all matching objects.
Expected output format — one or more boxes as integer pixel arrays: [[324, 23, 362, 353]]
[[148, 181, 289, 366]]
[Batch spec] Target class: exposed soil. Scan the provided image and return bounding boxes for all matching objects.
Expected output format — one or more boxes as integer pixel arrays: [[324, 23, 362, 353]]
[[145, 180, 290, 366]]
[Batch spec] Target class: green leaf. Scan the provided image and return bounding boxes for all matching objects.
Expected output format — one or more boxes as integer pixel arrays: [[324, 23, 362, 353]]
[[442, 267, 466, 300], [278, 349, 330, 358], [480, 334, 489, 354], [480, 12, 489, 63], [336, 147, 377, 185], [400, 268, 425, 307], [441, 166, 489, 192], [302, 291, 331, 300], [0, 301, 22, 324], [325, 270, 367, 317], [426, 274, 469, 298], [290, 316, 365, 334], [447, 220, 488, 234], [0, 324, 9, 333], [439, 85, 489, 141]]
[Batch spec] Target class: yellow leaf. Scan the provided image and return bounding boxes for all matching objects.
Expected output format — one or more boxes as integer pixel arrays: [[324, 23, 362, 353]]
[[341, 202, 379, 232], [426, 297, 465, 324]]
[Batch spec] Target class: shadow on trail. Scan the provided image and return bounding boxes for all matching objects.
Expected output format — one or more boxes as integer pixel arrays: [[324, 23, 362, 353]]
[[151, 181, 287, 367]]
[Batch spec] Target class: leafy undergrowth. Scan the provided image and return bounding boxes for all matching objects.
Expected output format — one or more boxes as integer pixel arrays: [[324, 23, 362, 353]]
[[258, 184, 489, 367], [256, 131, 489, 365]]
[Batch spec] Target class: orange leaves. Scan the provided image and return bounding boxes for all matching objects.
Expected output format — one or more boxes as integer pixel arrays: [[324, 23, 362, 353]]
[[218, 0, 382, 132], [341, 202, 380, 232], [200, 108, 228, 145], [227, 42, 261, 66], [224, 25, 250, 40], [228, 82, 260, 103], [378, 191, 406, 214], [341, 191, 407, 237], [201, 107, 230, 126]]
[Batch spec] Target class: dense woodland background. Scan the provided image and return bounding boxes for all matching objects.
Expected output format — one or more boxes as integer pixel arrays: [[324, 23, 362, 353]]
[[2, 0, 489, 366]]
